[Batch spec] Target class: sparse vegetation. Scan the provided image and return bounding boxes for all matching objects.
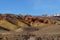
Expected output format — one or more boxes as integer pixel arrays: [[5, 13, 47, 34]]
[[0, 14, 60, 40]]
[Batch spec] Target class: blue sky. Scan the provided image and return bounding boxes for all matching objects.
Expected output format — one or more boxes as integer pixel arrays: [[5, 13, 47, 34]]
[[0, 0, 60, 15]]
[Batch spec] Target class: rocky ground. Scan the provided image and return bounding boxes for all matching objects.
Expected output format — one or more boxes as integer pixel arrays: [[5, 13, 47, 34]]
[[0, 25, 60, 40]]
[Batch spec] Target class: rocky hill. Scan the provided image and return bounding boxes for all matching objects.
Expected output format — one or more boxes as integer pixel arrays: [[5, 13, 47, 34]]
[[0, 14, 60, 40]]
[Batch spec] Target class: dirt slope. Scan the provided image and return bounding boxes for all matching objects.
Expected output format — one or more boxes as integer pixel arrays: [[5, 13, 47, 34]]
[[30, 25, 60, 36]]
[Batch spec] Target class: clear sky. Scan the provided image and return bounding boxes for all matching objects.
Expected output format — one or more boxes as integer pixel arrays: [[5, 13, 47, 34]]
[[0, 0, 60, 15]]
